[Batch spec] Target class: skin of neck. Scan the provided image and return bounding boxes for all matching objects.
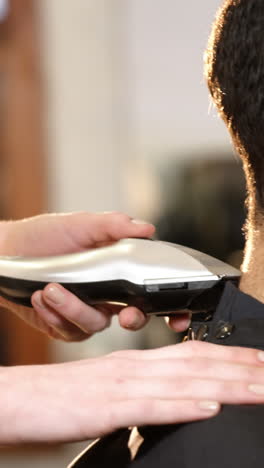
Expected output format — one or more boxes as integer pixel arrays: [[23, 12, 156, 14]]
[[239, 210, 264, 304]]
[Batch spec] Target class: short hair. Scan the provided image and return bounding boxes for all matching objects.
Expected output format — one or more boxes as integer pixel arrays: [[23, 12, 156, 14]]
[[205, 0, 264, 222]]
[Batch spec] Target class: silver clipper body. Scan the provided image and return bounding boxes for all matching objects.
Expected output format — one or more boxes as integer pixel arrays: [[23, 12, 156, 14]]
[[0, 238, 240, 315]]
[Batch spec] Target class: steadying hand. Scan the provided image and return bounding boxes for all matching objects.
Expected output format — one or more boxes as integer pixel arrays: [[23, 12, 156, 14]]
[[2, 341, 264, 444]]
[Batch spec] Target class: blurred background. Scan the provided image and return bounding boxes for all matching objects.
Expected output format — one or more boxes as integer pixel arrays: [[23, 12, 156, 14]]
[[0, 0, 246, 466]]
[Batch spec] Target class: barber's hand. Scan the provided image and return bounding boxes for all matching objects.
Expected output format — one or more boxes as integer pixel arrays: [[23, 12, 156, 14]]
[[2, 341, 264, 444], [0, 212, 155, 341], [166, 312, 192, 333]]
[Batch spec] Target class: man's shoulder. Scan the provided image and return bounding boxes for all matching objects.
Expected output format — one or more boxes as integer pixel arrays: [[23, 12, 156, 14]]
[[128, 404, 264, 468]]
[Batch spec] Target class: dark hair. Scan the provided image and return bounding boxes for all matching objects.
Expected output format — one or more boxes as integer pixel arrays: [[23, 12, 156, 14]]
[[205, 0, 264, 221]]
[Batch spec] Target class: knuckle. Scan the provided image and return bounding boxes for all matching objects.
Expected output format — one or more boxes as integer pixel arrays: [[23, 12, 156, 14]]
[[109, 349, 139, 360], [175, 341, 191, 353], [229, 346, 254, 361], [74, 307, 109, 333], [111, 211, 129, 221], [109, 350, 130, 361], [227, 347, 242, 360], [107, 350, 127, 359], [68, 303, 86, 323], [90, 311, 111, 332], [182, 340, 204, 355]]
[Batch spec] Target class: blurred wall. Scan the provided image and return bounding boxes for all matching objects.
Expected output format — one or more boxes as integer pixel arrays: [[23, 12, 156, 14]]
[[40, 0, 230, 219], [125, 0, 229, 158], [40, 0, 131, 214]]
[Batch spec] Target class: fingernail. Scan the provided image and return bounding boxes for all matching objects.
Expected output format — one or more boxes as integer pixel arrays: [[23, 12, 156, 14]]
[[258, 351, 264, 362], [131, 219, 150, 225], [45, 286, 65, 306], [249, 384, 264, 395], [198, 401, 220, 412]]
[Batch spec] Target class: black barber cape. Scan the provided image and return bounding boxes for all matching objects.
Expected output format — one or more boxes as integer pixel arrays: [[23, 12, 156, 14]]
[[69, 283, 264, 468]]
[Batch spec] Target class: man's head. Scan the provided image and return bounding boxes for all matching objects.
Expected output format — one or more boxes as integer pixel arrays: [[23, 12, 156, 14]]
[[205, 0, 264, 226]]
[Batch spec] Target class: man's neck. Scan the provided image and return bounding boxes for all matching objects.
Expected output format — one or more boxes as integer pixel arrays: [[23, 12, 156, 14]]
[[240, 223, 264, 304]]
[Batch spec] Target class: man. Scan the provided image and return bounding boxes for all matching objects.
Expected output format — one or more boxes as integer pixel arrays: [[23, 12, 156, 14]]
[[69, 1, 264, 466]]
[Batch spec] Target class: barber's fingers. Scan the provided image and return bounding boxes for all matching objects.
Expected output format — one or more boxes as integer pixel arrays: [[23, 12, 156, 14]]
[[166, 312, 191, 332], [102, 355, 264, 383], [111, 340, 264, 367], [108, 376, 264, 405], [31, 290, 91, 341], [108, 399, 220, 430], [31, 284, 149, 341], [65, 211, 155, 247], [118, 307, 149, 330], [85, 303, 148, 331], [97, 345, 264, 432], [110, 365, 264, 429], [41, 284, 149, 332], [32, 286, 111, 339]]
